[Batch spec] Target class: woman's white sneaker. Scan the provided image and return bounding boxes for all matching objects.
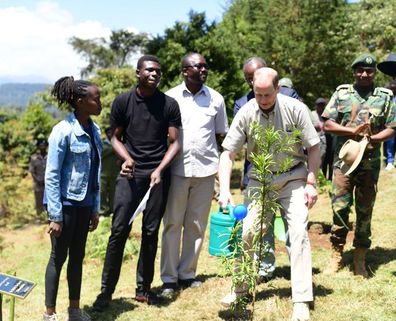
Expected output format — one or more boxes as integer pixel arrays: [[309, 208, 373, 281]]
[[385, 163, 394, 171], [43, 313, 59, 321]]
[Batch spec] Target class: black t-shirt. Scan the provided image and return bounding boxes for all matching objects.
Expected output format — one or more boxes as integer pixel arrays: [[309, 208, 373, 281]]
[[110, 88, 181, 177]]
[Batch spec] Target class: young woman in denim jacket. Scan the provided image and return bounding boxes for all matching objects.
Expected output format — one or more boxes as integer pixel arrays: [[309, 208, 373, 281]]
[[43, 76, 102, 321]]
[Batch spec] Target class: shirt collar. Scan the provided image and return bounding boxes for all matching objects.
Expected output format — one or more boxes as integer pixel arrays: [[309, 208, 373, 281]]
[[252, 95, 279, 117], [181, 81, 208, 97], [66, 112, 85, 136], [66, 112, 96, 137], [134, 86, 159, 102]]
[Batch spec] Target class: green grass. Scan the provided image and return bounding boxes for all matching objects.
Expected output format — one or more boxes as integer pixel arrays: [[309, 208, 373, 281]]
[[1, 168, 395, 321]]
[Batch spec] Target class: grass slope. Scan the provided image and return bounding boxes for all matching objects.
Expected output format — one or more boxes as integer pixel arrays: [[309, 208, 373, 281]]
[[1, 170, 395, 321]]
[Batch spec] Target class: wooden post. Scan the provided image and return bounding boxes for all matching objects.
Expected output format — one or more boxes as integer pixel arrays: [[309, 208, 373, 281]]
[[9, 296, 15, 321], [0, 293, 3, 321]]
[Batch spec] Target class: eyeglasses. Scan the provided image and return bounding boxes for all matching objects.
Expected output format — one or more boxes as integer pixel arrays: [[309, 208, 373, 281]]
[[185, 63, 209, 70], [245, 77, 254, 85]]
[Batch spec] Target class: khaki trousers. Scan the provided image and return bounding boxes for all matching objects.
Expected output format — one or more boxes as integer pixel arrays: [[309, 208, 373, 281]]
[[238, 178, 313, 303], [161, 174, 215, 283]]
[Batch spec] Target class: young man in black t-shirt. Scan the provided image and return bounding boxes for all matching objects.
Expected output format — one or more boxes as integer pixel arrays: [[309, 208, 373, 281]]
[[93, 55, 181, 310]]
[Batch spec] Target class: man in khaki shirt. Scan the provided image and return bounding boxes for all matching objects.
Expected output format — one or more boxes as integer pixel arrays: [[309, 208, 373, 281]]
[[218, 67, 320, 321]]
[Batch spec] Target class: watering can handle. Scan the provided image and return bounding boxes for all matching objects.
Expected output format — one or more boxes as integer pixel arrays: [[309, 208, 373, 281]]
[[219, 205, 233, 215]]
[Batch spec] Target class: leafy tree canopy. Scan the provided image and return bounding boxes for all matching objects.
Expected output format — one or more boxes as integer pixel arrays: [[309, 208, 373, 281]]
[[90, 67, 136, 129], [70, 30, 148, 78], [0, 102, 54, 166]]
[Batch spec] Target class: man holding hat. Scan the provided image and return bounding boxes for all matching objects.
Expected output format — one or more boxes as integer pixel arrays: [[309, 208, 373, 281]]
[[321, 53, 396, 277]]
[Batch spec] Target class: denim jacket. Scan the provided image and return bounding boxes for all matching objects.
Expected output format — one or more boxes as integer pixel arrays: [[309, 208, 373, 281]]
[[45, 112, 102, 221]]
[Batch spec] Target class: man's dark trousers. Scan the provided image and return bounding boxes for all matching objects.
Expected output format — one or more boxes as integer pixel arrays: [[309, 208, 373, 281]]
[[100, 171, 170, 295]]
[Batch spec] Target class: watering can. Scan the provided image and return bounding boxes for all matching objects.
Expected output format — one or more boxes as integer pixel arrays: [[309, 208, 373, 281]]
[[208, 205, 246, 256]]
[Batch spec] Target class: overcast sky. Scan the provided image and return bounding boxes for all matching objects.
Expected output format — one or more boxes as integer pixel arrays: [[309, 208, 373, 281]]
[[0, 0, 226, 83]]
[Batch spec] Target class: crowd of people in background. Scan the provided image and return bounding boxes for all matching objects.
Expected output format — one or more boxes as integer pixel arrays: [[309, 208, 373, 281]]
[[35, 51, 396, 321]]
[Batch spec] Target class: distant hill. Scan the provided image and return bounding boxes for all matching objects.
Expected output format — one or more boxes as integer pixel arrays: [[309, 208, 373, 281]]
[[0, 83, 50, 108]]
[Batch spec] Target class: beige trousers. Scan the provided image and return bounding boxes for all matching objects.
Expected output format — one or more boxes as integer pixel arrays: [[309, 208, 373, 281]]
[[161, 174, 215, 283], [238, 177, 313, 303]]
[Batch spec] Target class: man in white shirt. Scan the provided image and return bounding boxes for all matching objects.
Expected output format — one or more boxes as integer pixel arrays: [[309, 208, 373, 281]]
[[160, 53, 228, 297]]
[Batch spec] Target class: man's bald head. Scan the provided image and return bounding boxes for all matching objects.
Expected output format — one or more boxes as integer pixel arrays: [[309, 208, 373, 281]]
[[253, 67, 279, 89], [243, 57, 267, 89], [243, 57, 266, 70], [253, 67, 280, 111]]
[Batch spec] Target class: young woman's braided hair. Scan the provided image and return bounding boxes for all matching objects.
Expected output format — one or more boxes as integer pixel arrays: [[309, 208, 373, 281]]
[[51, 76, 93, 108]]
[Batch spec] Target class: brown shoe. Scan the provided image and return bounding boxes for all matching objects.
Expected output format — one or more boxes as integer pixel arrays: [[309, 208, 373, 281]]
[[323, 244, 343, 274], [135, 286, 162, 305], [353, 247, 368, 278]]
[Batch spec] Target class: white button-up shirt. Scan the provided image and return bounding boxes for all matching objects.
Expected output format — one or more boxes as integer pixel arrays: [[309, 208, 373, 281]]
[[166, 82, 229, 177]]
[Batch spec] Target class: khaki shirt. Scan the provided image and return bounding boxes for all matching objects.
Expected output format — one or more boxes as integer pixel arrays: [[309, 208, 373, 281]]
[[166, 82, 229, 177], [222, 93, 319, 177]]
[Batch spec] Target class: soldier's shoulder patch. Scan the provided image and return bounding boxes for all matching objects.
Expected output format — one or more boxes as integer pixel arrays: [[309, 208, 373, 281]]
[[374, 86, 393, 98], [336, 84, 352, 92]]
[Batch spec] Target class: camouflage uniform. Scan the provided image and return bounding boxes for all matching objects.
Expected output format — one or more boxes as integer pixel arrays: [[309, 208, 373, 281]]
[[322, 84, 396, 248], [29, 152, 47, 214], [100, 139, 119, 216]]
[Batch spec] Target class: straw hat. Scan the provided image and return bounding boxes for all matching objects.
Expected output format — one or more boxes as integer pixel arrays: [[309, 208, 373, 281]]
[[339, 136, 369, 176]]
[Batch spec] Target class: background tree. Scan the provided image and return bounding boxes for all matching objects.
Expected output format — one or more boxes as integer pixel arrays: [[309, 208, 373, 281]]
[[146, 10, 244, 115], [21, 102, 54, 148], [0, 102, 54, 168], [349, 0, 396, 85], [109, 30, 149, 67], [146, 11, 217, 89], [213, 0, 355, 106], [70, 29, 148, 78], [3, 0, 395, 225], [38, 67, 135, 131], [90, 67, 136, 129], [145, 1, 359, 113], [349, 0, 396, 53], [69, 37, 113, 78]]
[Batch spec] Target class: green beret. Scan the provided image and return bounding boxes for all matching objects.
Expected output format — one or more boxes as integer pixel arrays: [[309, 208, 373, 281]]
[[351, 53, 376, 69]]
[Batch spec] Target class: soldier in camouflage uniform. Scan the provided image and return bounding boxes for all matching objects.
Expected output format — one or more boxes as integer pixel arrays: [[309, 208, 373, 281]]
[[29, 139, 48, 215], [100, 127, 119, 216], [322, 53, 396, 278]]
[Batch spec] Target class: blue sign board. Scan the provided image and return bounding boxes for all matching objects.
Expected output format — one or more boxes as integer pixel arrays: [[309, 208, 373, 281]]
[[0, 273, 35, 299]]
